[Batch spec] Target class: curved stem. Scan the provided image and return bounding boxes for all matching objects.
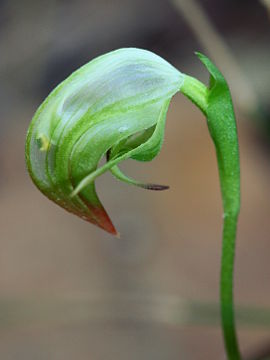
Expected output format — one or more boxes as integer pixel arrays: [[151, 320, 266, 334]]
[[180, 58, 241, 359], [221, 213, 241, 360], [180, 75, 208, 114]]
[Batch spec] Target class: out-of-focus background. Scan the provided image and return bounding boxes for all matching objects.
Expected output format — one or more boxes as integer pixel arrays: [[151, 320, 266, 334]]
[[0, 0, 270, 359]]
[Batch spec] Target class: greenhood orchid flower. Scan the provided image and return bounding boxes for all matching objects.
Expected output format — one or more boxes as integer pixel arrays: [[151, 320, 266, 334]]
[[26, 49, 187, 234]]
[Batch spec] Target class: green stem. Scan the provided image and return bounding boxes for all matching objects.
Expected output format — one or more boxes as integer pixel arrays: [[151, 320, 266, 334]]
[[180, 66, 241, 359], [180, 74, 209, 114], [221, 213, 241, 360]]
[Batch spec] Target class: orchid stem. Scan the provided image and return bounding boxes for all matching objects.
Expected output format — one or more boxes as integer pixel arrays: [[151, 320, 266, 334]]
[[180, 58, 241, 359], [221, 213, 241, 359]]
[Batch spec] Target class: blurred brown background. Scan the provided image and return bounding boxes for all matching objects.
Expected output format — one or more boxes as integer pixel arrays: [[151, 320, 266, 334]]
[[1, 0, 270, 359]]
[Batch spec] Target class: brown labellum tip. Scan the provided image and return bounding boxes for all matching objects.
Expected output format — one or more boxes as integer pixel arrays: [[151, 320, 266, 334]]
[[142, 183, 170, 191]]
